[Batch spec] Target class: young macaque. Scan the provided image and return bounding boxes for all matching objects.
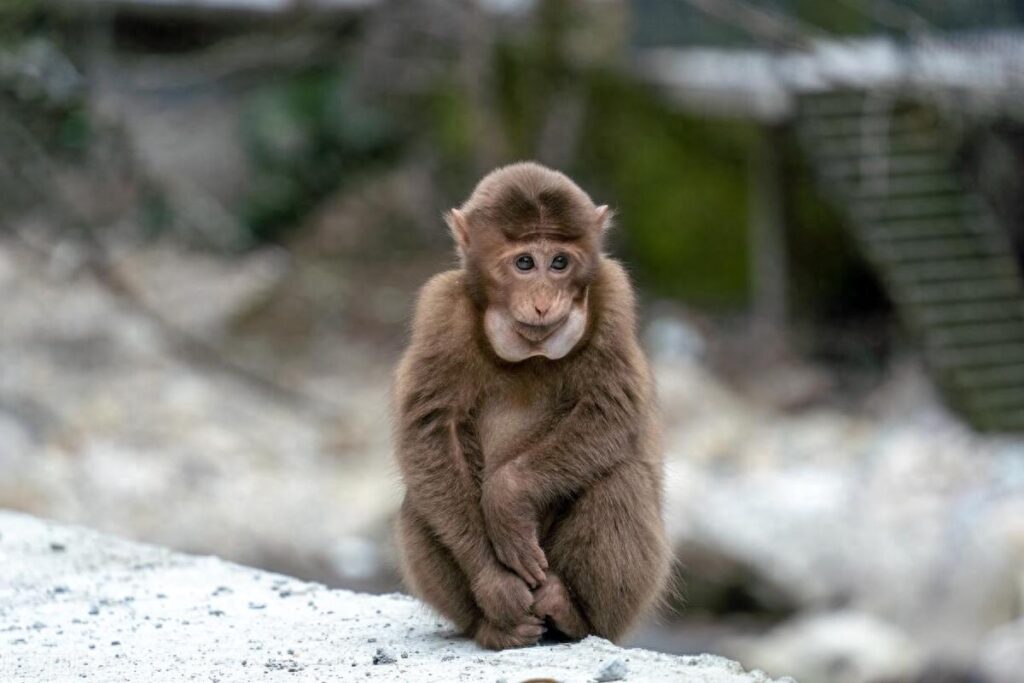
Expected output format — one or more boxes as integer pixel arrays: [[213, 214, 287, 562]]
[[393, 162, 670, 650]]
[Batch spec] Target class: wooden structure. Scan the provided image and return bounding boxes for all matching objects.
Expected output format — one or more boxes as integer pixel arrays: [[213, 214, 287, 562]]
[[639, 35, 1024, 431]]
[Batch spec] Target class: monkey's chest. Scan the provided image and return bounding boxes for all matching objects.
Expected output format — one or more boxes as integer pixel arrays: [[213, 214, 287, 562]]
[[476, 391, 551, 467]]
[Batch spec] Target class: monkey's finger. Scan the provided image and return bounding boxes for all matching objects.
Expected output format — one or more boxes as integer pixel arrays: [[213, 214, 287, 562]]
[[503, 540, 544, 587], [505, 555, 537, 588], [512, 622, 546, 640], [532, 544, 549, 571], [523, 565, 543, 589], [526, 545, 548, 583], [538, 548, 549, 571], [521, 566, 541, 589], [525, 559, 546, 587]]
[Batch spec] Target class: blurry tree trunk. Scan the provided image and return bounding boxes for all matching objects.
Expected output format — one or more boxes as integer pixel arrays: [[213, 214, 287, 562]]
[[535, 86, 585, 170], [748, 123, 789, 344], [460, 2, 506, 173], [531, 0, 585, 169]]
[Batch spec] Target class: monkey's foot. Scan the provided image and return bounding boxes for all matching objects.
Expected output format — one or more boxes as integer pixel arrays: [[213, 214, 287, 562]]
[[473, 619, 545, 650], [532, 573, 589, 640]]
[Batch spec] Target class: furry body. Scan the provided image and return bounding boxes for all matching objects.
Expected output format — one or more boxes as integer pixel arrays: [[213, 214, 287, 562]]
[[393, 162, 670, 649]]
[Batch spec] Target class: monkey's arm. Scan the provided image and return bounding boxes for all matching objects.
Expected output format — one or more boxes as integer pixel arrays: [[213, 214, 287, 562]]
[[396, 393, 496, 580], [395, 273, 539, 626], [481, 346, 646, 574], [396, 354, 544, 622]]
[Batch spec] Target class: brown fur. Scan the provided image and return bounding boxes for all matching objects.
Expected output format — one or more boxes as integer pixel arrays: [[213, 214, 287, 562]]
[[393, 161, 670, 650]]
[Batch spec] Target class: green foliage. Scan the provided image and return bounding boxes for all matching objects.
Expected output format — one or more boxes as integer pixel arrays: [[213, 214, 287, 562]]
[[0, 32, 92, 223], [420, 77, 482, 195], [55, 103, 89, 151], [0, 0, 40, 44], [785, 140, 888, 322], [576, 72, 754, 308], [428, 80, 474, 165], [492, 38, 557, 159], [138, 187, 174, 237], [239, 68, 403, 242], [790, 0, 871, 34]]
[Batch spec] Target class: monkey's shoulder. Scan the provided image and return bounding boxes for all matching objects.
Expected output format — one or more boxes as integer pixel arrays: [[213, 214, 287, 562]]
[[588, 257, 641, 348], [413, 268, 471, 323], [595, 257, 636, 309], [404, 269, 477, 358]]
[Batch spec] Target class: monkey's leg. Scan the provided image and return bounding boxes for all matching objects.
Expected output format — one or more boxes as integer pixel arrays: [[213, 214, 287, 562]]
[[531, 572, 590, 639], [396, 499, 482, 635], [543, 461, 671, 642], [397, 499, 545, 649]]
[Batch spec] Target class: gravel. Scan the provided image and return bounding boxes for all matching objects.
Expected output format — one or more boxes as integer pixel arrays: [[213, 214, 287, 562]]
[[595, 656, 630, 681], [0, 510, 793, 683]]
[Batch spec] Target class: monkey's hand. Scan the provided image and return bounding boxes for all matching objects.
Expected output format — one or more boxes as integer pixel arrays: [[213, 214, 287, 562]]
[[481, 466, 548, 588], [470, 563, 538, 629]]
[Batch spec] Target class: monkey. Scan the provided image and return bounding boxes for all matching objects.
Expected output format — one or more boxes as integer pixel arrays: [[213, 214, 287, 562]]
[[393, 161, 671, 650]]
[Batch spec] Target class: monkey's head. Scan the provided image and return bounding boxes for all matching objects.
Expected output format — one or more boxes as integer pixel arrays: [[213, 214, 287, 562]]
[[446, 162, 611, 363]]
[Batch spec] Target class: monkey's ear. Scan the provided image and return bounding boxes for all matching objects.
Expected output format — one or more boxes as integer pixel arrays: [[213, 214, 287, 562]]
[[595, 205, 614, 234], [445, 208, 471, 253]]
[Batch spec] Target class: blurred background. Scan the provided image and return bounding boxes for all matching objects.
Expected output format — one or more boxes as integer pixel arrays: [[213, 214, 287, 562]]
[[2, 0, 1024, 681]]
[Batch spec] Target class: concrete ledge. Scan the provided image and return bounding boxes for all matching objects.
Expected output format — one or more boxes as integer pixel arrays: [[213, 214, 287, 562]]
[[0, 511, 791, 682]]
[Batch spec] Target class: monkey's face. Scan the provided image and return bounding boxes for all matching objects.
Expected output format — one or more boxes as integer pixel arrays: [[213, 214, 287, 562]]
[[445, 163, 611, 363], [480, 239, 593, 363]]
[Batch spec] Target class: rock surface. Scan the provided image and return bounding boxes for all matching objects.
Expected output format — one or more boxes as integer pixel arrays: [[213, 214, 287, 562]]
[[0, 511, 790, 683]]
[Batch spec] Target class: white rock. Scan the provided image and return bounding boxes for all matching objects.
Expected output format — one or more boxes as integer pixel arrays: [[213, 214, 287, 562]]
[[727, 611, 922, 683], [596, 656, 630, 681], [978, 617, 1024, 683], [0, 511, 792, 683]]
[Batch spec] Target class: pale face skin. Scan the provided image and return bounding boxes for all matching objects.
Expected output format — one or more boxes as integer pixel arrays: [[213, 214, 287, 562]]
[[482, 241, 590, 363]]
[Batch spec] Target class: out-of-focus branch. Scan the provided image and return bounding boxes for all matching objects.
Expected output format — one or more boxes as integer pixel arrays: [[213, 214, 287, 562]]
[[534, 86, 585, 170], [459, 1, 506, 173], [834, 0, 934, 36], [117, 32, 338, 92], [677, 0, 826, 49]]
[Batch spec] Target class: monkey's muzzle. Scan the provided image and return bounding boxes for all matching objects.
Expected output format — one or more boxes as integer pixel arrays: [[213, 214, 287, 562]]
[[513, 318, 566, 344]]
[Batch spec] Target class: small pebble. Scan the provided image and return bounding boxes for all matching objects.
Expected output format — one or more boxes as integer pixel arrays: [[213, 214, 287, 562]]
[[49, 542, 66, 552], [595, 657, 628, 682], [372, 647, 397, 665]]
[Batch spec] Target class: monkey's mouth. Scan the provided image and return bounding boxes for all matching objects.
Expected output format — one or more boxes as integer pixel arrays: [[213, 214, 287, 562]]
[[513, 318, 566, 343]]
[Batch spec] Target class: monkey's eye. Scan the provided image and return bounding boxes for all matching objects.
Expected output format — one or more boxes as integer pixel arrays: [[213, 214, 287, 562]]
[[550, 254, 569, 271], [514, 254, 535, 272]]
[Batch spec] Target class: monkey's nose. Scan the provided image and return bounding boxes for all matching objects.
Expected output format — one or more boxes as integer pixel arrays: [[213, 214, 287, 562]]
[[534, 303, 550, 319]]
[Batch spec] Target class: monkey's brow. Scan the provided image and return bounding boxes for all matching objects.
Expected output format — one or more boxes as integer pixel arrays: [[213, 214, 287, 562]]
[[506, 228, 582, 243]]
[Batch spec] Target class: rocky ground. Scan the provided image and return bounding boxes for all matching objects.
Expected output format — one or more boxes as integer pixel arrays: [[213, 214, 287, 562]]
[[0, 510, 791, 683], [0, 235, 1022, 683]]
